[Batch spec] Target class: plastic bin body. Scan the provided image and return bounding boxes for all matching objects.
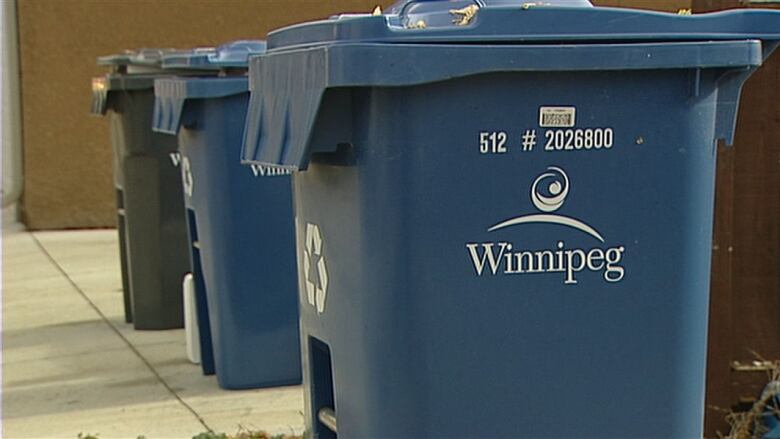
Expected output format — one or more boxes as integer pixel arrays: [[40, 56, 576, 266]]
[[293, 71, 721, 438], [105, 86, 190, 330], [97, 75, 132, 323], [154, 62, 301, 388], [92, 49, 200, 330], [241, 3, 780, 437]]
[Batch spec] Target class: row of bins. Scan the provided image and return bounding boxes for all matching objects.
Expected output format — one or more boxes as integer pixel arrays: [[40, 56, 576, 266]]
[[90, 1, 780, 437]]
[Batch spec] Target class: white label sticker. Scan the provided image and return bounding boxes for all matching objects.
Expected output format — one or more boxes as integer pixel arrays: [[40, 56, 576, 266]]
[[539, 107, 576, 128]]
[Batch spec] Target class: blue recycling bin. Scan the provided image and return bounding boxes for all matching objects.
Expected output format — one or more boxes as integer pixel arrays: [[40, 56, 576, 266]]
[[241, 1, 780, 437], [153, 41, 301, 390]]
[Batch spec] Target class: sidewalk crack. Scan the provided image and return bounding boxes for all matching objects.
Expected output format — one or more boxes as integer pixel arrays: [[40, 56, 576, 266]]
[[30, 233, 212, 433]]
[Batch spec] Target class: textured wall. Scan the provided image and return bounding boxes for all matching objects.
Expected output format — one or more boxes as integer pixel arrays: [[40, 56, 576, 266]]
[[16, 0, 393, 229]]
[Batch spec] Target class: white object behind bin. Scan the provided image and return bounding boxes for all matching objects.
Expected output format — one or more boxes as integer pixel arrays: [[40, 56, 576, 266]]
[[183, 273, 200, 364]]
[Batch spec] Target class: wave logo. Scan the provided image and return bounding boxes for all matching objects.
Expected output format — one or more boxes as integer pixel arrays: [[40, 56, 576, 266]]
[[181, 156, 193, 198], [489, 166, 603, 242], [466, 166, 625, 285]]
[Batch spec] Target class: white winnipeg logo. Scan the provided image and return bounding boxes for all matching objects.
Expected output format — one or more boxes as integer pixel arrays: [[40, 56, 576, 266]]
[[303, 223, 328, 314], [489, 166, 604, 242], [466, 166, 625, 285]]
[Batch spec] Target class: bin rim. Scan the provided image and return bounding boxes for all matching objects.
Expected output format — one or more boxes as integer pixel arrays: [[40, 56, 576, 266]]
[[90, 69, 226, 116], [98, 48, 181, 68], [97, 73, 158, 91], [265, 5, 780, 51], [90, 73, 159, 116], [161, 40, 267, 70]]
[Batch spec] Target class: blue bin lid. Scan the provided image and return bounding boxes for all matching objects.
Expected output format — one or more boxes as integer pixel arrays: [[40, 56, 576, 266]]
[[152, 76, 249, 135], [267, 0, 780, 50], [161, 40, 267, 70], [150, 41, 266, 133], [242, 0, 780, 171], [97, 48, 182, 70]]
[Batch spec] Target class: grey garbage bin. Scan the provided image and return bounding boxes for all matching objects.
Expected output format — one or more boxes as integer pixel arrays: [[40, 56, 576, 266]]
[[91, 49, 207, 330]]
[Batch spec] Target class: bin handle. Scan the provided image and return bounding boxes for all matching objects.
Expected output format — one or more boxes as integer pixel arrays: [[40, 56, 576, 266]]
[[318, 407, 337, 433]]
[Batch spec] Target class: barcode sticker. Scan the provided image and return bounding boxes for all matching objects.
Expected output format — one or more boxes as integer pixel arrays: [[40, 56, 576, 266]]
[[539, 107, 576, 128]]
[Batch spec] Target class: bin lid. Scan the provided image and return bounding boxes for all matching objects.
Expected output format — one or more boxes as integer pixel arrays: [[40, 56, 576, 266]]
[[153, 77, 249, 135], [161, 40, 267, 70], [91, 47, 227, 115], [92, 48, 181, 115], [266, 0, 780, 50], [98, 48, 183, 73], [242, 0, 780, 171]]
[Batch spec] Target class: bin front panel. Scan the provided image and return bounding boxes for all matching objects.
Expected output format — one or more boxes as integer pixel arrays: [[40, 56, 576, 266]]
[[294, 68, 723, 438], [177, 93, 301, 389]]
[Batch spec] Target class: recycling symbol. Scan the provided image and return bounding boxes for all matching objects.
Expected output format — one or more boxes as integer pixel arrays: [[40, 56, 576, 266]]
[[303, 223, 328, 314], [181, 156, 193, 197]]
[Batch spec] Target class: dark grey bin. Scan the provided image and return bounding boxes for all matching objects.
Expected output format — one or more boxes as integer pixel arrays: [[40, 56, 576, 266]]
[[91, 49, 199, 330]]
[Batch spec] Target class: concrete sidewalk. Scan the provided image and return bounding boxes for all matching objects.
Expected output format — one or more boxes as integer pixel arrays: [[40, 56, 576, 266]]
[[2, 227, 304, 439]]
